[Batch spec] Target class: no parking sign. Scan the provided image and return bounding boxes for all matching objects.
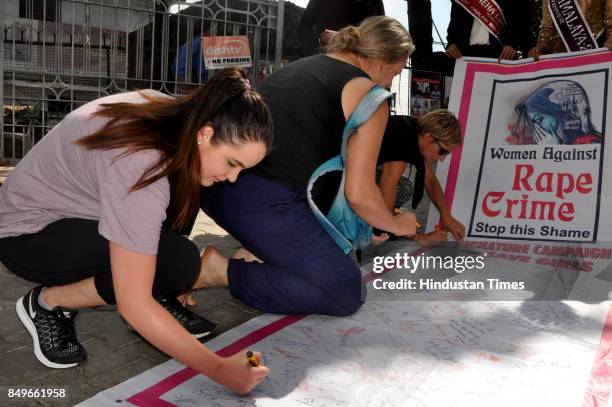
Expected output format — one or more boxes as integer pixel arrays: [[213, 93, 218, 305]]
[[202, 35, 252, 69]]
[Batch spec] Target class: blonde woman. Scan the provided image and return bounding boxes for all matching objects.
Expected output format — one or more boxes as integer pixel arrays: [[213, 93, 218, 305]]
[[197, 16, 417, 316]]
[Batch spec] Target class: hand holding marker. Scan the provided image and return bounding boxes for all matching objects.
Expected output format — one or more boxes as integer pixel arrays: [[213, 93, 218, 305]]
[[247, 350, 260, 367]]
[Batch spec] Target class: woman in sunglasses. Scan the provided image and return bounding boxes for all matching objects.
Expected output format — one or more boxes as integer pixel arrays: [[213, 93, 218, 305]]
[[376, 109, 465, 242]]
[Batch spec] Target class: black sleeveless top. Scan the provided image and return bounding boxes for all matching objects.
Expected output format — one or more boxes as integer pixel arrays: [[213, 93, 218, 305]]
[[254, 54, 370, 188], [378, 115, 426, 209]]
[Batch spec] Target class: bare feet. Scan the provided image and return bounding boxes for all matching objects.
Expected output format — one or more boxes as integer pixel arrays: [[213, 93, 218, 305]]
[[193, 246, 230, 289], [177, 291, 197, 307], [371, 233, 389, 246], [233, 247, 263, 263]]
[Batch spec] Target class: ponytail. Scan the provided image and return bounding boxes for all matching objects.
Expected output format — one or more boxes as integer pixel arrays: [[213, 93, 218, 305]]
[[77, 67, 273, 229]]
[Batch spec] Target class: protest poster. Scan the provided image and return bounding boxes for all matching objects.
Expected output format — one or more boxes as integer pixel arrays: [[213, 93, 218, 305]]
[[425, 50, 612, 278], [410, 70, 442, 117], [429, 50, 612, 244]]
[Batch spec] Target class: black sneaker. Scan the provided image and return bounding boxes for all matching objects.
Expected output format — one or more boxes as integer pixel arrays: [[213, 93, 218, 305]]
[[15, 286, 87, 368], [157, 296, 216, 339]]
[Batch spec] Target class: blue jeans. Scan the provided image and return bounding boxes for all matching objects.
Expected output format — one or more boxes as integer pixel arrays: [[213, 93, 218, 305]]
[[200, 174, 365, 316]]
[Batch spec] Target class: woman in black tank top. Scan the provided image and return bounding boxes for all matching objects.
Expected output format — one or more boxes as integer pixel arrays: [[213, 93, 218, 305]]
[[197, 17, 417, 317]]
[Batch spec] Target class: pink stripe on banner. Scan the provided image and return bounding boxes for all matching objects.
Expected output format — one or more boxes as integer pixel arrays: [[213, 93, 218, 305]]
[[127, 315, 305, 406], [583, 304, 612, 407], [443, 51, 612, 211]]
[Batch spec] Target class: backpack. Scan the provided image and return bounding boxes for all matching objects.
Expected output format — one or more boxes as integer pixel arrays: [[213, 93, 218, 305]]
[[307, 85, 393, 254]]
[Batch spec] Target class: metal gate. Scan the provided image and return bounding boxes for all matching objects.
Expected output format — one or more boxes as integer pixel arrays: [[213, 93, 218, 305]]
[[1, 0, 284, 163]]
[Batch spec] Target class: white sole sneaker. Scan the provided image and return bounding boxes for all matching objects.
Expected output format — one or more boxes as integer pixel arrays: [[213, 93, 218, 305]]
[[16, 296, 78, 369]]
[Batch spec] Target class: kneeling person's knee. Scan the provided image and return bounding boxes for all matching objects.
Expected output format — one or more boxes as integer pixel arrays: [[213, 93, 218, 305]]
[[311, 267, 365, 316], [325, 279, 365, 317]]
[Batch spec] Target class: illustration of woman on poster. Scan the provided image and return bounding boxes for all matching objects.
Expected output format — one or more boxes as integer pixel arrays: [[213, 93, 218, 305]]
[[511, 80, 602, 145]]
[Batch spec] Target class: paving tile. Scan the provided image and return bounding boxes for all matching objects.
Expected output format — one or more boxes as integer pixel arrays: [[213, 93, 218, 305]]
[[0, 333, 31, 358], [0, 269, 35, 301], [190, 286, 234, 314], [71, 340, 142, 381], [0, 299, 30, 344], [225, 297, 263, 316], [3, 398, 53, 407], [76, 310, 140, 349], [203, 303, 259, 328], [22, 338, 144, 383], [190, 233, 241, 257], [115, 339, 168, 365], [0, 345, 66, 385]]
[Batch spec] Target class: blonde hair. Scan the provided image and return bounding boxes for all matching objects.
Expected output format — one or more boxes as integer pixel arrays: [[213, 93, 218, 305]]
[[326, 16, 415, 63], [419, 110, 462, 148]]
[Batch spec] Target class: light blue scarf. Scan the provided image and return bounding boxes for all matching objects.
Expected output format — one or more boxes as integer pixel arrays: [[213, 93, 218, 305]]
[[307, 85, 393, 254]]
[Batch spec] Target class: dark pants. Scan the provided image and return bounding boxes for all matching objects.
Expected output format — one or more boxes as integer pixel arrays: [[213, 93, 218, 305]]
[[422, 44, 504, 76], [0, 218, 200, 305], [461, 43, 503, 58], [201, 174, 365, 316]]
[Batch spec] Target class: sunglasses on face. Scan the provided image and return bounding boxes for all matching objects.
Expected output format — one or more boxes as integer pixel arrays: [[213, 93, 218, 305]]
[[433, 137, 450, 156]]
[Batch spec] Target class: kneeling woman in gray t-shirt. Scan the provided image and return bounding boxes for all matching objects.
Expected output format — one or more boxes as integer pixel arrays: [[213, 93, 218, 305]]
[[0, 68, 272, 395]]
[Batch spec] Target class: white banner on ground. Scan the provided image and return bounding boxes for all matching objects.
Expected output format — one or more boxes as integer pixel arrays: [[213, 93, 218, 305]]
[[78, 245, 612, 407]]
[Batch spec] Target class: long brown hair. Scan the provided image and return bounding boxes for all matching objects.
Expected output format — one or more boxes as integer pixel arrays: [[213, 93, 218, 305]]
[[77, 68, 273, 230]]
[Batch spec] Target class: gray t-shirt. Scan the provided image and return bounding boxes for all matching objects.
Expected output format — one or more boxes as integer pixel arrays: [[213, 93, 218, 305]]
[[0, 90, 171, 255]]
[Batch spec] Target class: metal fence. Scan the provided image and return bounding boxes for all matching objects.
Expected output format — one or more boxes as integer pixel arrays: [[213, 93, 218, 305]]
[[1, 0, 284, 163]]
